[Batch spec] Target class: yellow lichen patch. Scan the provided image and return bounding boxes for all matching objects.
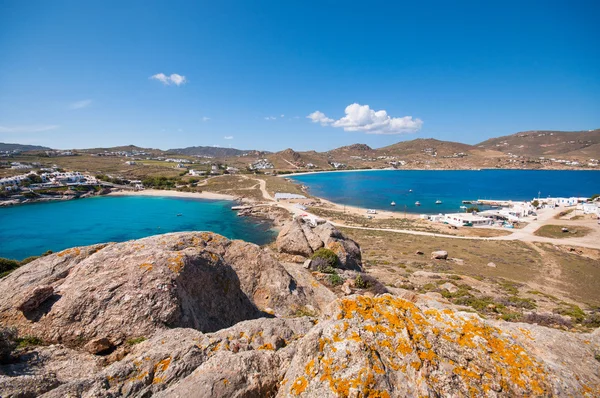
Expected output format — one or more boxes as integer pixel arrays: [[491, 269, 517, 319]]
[[167, 253, 185, 274], [257, 343, 274, 350], [305, 359, 317, 378], [291, 376, 308, 395], [56, 247, 81, 258], [518, 327, 535, 340], [139, 262, 153, 271], [223, 379, 229, 385]]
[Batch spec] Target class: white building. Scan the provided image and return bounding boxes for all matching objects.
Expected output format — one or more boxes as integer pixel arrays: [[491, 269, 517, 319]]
[[188, 169, 206, 176], [582, 202, 599, 215], [443, 213, 493, 227]]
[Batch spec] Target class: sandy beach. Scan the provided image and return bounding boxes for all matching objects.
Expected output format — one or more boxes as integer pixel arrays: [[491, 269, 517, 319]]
[[313, 196, 422, 220], [107, 189, 236, 201]]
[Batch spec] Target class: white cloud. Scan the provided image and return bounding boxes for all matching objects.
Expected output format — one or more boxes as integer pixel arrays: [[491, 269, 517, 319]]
[[307, 111, 334, 126], [224, 136, 233, 140], [0, 125, 59, 133], [202, 117, 211, 122], [280, 114, 285, 118], [68, 99, 92, 110], [150, 73, 187, 86], [264, 116, 277, 120], [307, 103, 423, 134]]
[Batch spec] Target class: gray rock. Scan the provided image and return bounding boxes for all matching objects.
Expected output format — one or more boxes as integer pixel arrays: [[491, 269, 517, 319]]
[[84, 337, 113, 355], [0, 232, 320, 348], [487, 262, 497, 268], [440, 282, 459, 294], [431, 250, 448, 260], [17, 285, 54, 313]]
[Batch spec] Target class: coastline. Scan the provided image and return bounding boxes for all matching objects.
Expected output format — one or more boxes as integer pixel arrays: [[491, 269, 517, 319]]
[[106, 189, 236, 201]]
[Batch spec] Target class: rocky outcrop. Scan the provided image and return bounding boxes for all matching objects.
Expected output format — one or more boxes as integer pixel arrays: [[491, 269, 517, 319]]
[[431, 250, 448, 260], [0, 232, 323, 349], [277, 294, 600, 397], [277, 220, 362, 271], [1, 234, 600, 397]]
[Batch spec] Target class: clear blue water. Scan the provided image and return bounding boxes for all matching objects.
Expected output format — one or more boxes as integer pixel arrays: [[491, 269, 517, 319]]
[[291, 170, 600, 214], [0, 196, 276, 260]]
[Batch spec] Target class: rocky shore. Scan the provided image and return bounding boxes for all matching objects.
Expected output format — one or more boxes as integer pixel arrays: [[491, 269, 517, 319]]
[[0, 221, 599, 397]]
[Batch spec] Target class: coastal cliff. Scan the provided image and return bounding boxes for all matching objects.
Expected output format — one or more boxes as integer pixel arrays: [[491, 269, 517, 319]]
[[0, 228, 599, 397]]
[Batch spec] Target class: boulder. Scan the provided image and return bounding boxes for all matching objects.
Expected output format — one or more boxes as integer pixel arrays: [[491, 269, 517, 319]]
[[277, 294, 600, 397], [277, 220, 362, 271], [84, 337, 113, 355], [487, 262, 497, 268], [431, 250, 448, 260], [0, 232, 321, 348], [276, 219, 313, 257], [440, 282, 459, 294]]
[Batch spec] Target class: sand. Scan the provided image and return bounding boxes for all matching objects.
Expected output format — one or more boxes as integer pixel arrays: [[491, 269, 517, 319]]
[[107, 189, 236, 201]]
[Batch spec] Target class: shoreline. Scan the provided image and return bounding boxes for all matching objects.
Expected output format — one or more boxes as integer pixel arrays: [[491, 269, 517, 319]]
[[282, 167, 600, 178], [106, 189, 237, 201]]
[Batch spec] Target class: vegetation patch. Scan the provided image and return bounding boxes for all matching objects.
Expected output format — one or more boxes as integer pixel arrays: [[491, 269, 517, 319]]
[[15, 335, 44, 349], [311, 248, 339, 268], [126, 337, 147, 346], [533, 225, 592, 239]]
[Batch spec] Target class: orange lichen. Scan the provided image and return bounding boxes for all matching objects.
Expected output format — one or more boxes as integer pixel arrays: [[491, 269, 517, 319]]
[[257, 343, 274, 350], [139, 262, 153, 271], [290, 376, 308, 395], [167, 253, 185, 273]]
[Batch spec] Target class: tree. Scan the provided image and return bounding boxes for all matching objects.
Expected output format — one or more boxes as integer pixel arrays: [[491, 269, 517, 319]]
[[532, 200, 539, 208], [466, 206, 479, 213]]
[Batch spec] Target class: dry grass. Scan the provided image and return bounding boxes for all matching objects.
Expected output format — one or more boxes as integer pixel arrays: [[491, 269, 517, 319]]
[[342, 227, 600, 307], [533, 225, 593, 238]]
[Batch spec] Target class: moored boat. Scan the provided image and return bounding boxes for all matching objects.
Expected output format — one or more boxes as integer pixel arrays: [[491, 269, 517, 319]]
[[415, 201, 421, 206], [391, 201, 396, 206]]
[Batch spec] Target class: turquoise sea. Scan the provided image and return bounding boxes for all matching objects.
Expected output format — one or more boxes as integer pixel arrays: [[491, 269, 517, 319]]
[[0, 196, 276, 261], [291, 169, 600, 214]]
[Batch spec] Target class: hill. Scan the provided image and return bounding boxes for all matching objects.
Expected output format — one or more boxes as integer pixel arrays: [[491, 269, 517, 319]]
[[379, 138, 475, 157], [477, 129, 600, 158], [0, 142, 52, 152], [267, 148, 330, 169], [168, 145, 266, 158]]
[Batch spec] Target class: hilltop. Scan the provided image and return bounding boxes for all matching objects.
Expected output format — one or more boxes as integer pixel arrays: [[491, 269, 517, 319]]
[[168, 145, 267, 158], [0, 143, 52, 152], [477, 129, 600, 158]]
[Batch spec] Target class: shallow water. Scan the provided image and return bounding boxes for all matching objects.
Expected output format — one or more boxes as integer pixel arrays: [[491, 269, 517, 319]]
[[0, 195, 276, 260]]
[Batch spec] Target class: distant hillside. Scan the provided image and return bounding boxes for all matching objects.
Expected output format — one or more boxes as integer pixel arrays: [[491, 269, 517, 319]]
[[477, 129, 600, 157], [79, 145, 164, 154], [267, 149, 330, 169], [328, 143, 375, 156], [378, 138, 475, 156], [0, 142, 52, 152], [168, 146, 266, 157]]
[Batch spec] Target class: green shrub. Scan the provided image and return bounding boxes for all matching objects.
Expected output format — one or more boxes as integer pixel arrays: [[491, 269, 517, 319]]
[[354, 274, 368, 289], [126, 337, 147, 346], [329, 272, 344, 286], [311, 248, 338, 268], [0, 258, 20, 274], [15, 335, 44, 349], [555, 305, 586, 323]]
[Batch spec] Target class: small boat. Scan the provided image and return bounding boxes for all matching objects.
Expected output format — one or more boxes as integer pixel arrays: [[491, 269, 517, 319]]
[[435, 200, 442, 204], [415, 201, 421, 206], [390, 201, 396, 206], [459, 205, 467, 209], [176, 213, 183, 217], [409, 189, 413, 193]]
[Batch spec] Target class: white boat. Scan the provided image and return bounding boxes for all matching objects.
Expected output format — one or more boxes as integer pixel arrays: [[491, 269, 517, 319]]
[[390, 201, 396, 206], [367, 209, 377, 214], [435, 200, 442, 204], [409, 189, 413, 193], [459, 205, 467, 209], [415, 201, 421, 206]]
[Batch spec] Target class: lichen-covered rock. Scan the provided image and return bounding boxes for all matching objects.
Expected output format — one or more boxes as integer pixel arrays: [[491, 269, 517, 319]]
[[0, 232, 321, 349], [276, 219, 313, 257], [84, 337, 113, 355], [42, 317, 315, 397], [277, 220, 362, 271], [278, 294, 600, 397]]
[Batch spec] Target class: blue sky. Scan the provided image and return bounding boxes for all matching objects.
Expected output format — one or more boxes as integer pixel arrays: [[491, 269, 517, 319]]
[[0, 0, 599, 151]]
